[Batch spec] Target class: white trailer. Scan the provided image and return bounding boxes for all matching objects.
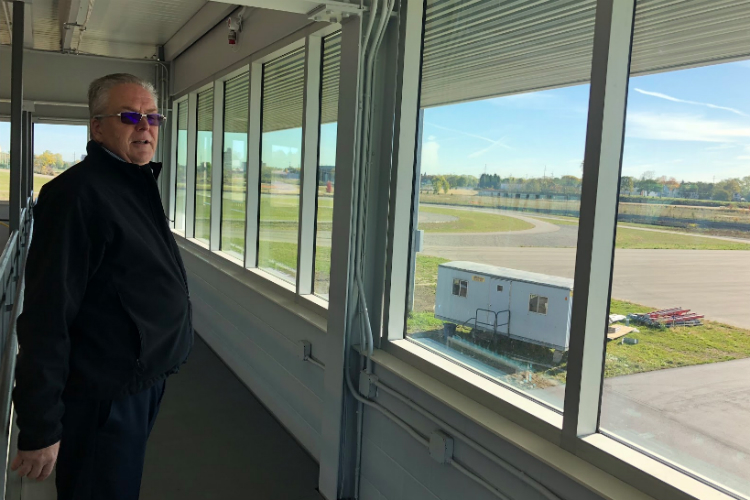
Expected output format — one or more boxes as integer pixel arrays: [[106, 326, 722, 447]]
[[435, 261, 574, 352]]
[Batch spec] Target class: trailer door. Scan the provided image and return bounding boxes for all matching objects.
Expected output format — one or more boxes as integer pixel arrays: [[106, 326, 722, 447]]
[[489, 278, 512, 334]]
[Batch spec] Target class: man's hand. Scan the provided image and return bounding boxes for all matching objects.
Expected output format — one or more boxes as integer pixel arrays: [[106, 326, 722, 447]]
[[10, 441, 60, 481]]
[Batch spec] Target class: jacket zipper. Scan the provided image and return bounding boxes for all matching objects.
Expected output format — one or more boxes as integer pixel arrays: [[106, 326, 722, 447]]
[[116, 288, 145, 370], [143, 167, 190, 297]]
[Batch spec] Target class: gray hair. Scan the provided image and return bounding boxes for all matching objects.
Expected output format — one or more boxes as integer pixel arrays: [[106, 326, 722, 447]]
[[88, 73, 158, 118]]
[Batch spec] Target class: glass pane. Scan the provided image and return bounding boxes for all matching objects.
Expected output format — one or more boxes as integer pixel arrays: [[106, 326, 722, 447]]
[[195, 88, 214, 245], [29, 124, 88, 200], [259, 48, 305, 284], [314, 32, 341, 299], [0, 122, 7, 200], [221, 73, 249, 261], [405, 0, 597, 412], [600, 2, 750, 496], [175, 101, 188, 232]]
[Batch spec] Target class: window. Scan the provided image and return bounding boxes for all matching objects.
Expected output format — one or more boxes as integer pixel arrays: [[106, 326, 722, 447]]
[[175, 101, 188, 232], [258, 48, 305, 284], [314, 31, 341, 299], [32, 124, 88, 199], [0, 122, 7, 200], [528, 295, 548, 315], [221, 73, 249, 261], [599, 3, 750, 496], [452, 279, 468, 298], [194, 88, 214, 245], [405, 0, 596, 412]]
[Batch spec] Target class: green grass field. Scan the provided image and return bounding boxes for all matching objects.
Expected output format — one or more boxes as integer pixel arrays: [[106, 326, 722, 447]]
[[419, 206, 533, 233], [533, 215, 750, 250], [0, 170, 56, 200]]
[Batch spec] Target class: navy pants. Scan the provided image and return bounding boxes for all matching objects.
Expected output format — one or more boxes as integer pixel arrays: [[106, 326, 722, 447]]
[[56, 379, 166, 500]]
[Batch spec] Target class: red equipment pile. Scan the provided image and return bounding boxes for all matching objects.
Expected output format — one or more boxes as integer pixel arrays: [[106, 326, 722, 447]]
[[630, 308, 704, 328]]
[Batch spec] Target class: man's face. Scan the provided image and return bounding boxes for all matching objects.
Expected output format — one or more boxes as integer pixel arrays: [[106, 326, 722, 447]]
[[90, 83, 159, 166]]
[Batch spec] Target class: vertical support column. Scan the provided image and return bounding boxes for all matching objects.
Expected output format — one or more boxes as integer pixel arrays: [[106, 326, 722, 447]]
[[562, 0, 636, 448], [20, 110, 31, 208], [297, 35, 323, 295], [318, 16, 362, 500], [210, 80, 224, 252], [244, 64, 263, 268], [383, 0, 424, 340], [185, 92, 198, 238], [27, 112, 34, 202], [9, 0, 25, 232]]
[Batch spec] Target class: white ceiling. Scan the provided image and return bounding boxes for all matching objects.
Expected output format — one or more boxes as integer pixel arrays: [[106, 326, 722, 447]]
[[0, 0, 211, 59]]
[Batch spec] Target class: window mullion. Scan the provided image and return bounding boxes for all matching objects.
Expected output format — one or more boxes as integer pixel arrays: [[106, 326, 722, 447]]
[[185, 92, 198, 239], [244, 63, 263, 269], [562, 0, 636, 448], [210, 81, 224, 251], [297, 36, 323, 295], [383, 0, 425, 341]]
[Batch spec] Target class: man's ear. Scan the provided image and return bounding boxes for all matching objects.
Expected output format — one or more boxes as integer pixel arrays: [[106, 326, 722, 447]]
[[90, 117, 103, 142]]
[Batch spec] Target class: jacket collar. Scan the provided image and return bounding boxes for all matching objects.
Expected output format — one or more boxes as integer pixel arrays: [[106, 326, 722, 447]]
[[87, 140, 163, 180]]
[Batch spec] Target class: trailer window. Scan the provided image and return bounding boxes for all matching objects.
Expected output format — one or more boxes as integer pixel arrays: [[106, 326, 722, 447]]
[[529, 295, 548, 315], [452, 279, 468, 298]]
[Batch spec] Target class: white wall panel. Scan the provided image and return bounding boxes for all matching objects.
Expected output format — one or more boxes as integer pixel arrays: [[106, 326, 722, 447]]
[[172, 8, 318, 96]]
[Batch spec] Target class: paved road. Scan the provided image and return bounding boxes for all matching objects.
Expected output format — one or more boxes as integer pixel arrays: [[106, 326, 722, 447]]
[[532, 359, 750, 496], [422, 246, 750, 329], [601, 358, 750, 495]]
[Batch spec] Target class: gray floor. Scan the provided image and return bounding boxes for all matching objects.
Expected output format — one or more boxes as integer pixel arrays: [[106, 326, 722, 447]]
[[141, 334, 321, 500]]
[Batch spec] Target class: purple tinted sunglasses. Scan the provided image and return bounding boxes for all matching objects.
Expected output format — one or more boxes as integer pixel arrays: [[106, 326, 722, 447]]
[[94, 112, 167, 126]]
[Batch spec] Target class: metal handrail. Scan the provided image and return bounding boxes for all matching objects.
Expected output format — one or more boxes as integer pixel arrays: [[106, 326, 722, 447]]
[[0, 201, 33, 497]]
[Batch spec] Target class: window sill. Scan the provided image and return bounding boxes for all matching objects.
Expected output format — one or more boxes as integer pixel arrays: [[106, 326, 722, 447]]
[[383, 339, 562, 442], [376, 342, 738, 500], [369, 347, 654, 500], [578, 434, 740, 500], [174, 236, 328, 333]]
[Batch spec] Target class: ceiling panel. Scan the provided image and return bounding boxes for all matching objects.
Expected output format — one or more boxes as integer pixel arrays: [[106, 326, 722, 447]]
[[0, 0, 210, 59]]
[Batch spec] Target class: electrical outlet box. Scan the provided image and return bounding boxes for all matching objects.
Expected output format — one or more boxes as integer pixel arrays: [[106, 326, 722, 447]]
[[429, 431, 454, 464], [358, 371, 378, 399], [297, 340, 312, 361]]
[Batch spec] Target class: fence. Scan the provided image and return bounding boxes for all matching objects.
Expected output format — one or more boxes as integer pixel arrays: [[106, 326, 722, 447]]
[[0, 199, 33, 498]]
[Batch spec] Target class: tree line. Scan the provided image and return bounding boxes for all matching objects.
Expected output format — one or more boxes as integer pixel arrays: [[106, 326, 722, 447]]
[[620, 172, 750, 201], [422, 173, 582, 195]]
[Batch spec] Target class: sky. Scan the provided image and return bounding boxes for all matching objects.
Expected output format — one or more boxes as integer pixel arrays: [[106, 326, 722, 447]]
[[3, 60, 747, 183], [0, 122, 89, 161], [419, 60, 750, 183]]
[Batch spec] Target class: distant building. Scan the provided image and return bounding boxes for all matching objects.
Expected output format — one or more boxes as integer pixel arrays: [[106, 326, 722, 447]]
[[319, 165, 335, 184]]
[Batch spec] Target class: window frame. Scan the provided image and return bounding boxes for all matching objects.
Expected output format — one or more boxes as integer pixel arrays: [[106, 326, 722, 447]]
[[379, 0, 739, 498], [192, 82, 215, 247], [218, 68, 251, 263], [168, 24, 343, 322], [170, 95, 189, 234]]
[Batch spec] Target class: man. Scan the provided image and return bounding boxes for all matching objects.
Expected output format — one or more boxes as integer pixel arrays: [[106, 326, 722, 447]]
[[11, 73, 193, 499]]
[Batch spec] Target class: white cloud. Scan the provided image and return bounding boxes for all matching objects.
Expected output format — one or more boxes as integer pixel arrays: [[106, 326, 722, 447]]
[[468, 137, 511, 158], [738, 156, 750, 160], [633, 88, 747, 117], [424, 122, 498, 144], [424, 120, 511, 158], [626, 112, 750, 143], [421, 137, 440, 172]]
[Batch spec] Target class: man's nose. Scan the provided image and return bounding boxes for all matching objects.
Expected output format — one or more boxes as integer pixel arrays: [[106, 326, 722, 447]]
[[135, 115, 150, 131]]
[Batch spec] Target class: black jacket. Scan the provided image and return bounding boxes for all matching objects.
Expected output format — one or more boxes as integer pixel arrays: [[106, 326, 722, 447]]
[[13, 141, 193, 451]]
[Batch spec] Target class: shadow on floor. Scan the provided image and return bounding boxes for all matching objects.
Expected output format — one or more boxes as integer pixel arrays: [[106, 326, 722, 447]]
[[141, 333, 321, 500]]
